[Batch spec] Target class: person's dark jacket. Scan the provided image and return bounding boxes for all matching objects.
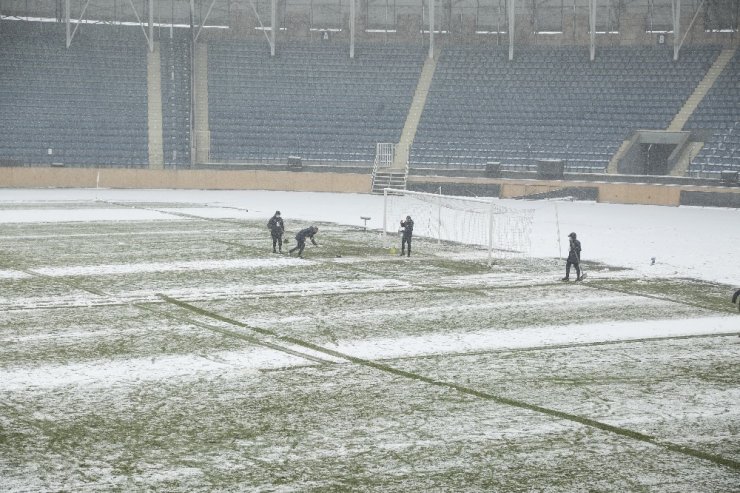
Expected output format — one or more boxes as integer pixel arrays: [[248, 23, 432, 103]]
[[400, 218, 414, 237], [568, 239, 581, 262], [267, 215, 284, 235], [295, 226, 318, 245]]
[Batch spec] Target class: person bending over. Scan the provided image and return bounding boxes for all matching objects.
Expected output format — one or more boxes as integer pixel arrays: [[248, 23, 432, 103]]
[[289, 225, 319, 258]]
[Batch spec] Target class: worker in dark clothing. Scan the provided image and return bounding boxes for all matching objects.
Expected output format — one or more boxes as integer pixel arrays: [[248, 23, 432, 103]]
[[562, 232, 582, 281], [400, 215, 414, 257], [267, 211, 285, 253], [289, 225, 319, 258]]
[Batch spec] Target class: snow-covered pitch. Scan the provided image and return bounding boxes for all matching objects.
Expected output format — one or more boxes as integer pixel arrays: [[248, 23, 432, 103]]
[[1, 189, 738, 491]]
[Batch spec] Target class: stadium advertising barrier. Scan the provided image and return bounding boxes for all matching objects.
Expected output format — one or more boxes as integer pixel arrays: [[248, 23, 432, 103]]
[[0, 167, 372, 193], [2, 167, 740, 208], [408, 175, 740, 208]]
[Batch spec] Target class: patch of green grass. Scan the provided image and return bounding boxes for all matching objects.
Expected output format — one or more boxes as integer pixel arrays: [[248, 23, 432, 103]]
[[2, 209, 740, 491], [588, 278, 738, 313]]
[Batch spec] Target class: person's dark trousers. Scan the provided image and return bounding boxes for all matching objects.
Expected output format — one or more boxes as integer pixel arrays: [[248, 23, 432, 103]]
[[565, 259, 580, 280], [272, 233, 282, 252], [401, 235, 412, 257], [290, 239, 306, 256]]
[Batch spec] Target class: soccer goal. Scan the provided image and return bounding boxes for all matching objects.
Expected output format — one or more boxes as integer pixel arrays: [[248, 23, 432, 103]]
[[383, 188, 534, 263]]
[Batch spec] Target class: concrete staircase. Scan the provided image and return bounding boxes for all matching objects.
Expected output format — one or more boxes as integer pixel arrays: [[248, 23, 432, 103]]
[[193, 43, 210, 164], [371, 169, 408, 194], [391, 55, 437, 170], [146, 42, 164, 169], [668, 48, 736, 132]]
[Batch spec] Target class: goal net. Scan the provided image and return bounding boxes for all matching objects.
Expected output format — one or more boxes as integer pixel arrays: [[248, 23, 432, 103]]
[[383, 188, 534, 262]]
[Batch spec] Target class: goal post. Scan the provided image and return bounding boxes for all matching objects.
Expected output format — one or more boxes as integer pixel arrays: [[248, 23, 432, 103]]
[[383, 188, 534, 263]]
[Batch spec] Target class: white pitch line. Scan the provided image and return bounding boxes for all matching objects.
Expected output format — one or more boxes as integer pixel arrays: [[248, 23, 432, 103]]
[[0, 270, 32, 280], [330, 315, 740, 361], [0, 348, 309, 391], [0, 278, 414, 311], [31, 257, 305, 277], [0, 229, 245, 240]]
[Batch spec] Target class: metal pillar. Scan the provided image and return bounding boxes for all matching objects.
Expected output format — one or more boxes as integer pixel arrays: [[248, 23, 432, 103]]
[[148, 0, 154, 52], [672, 0, 681, 61], [508, 0, 515, 60], [271, 0, 276, 56], [190, 0, 197, 166], [350, 0, 355, 59], [589, 0, 596, 61], [429, 0, 434, 59], [65, 0, 71, 48]]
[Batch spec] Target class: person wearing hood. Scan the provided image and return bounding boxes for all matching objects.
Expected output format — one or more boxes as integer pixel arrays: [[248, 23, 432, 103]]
[[289, 225, 319, 258], [400, 215, 414, 257], [562, 232, 582, 281], [267, 211, 285, 253]]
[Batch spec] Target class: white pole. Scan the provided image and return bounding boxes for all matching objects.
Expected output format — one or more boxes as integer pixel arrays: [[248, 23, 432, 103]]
[[508, 0, 515, 61], [672, 0, 681, 61], [382, 188, 388, 237], [437, 186, 442, 244], [429, 0, 435, 59], [65, 0, 71, 48], [554, 202, 562, 259], [350, 0, 355, 59], [149, 0, 154, 52], [271, 0, 277, 57], [589, 0, 596, 61], [487, 198, 494, 267]]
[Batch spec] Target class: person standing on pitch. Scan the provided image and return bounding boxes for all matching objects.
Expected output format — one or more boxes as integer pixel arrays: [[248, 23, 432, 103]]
[[562, 232, 582, 281], [289, 225, 319, 258], [400, 215, 414, 257], [267, 210, 285, 254]]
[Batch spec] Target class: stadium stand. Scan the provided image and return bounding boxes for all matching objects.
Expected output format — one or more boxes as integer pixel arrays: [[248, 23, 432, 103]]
[[206, 41, 425, 164], [411, 45, 721, 173], [160, 29, 192, 168], [685, 49, 740, 176], [0, 21, 149, 167]]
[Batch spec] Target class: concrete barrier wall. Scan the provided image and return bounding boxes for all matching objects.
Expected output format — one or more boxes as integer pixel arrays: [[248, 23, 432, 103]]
[[596, 183, 682, 206], [0, 167, 372, 193], [408, 175, 740, 208], [3, 167, 740, 208]]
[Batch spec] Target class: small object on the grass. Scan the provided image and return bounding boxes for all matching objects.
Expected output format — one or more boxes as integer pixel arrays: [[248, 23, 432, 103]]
[[360, 216, 371, 231]]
